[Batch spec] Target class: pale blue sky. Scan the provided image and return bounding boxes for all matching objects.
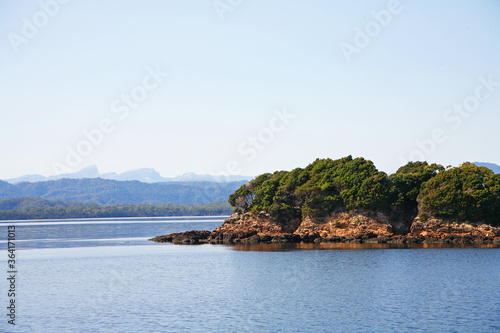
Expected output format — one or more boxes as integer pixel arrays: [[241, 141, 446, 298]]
[[1, 0, 499, 179]]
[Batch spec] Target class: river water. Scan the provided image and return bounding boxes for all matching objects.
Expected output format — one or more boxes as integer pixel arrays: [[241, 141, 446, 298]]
[[0, 217, 499, 332]]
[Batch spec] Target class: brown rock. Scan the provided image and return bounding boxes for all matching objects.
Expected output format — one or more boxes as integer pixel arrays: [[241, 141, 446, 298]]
[[150, 212, 500, 246]]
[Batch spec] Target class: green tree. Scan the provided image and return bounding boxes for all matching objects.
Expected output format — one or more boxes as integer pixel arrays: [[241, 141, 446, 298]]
[[228, 156, 395, 225], [389, 161, 444, 213], [418, 162, 500, 225]]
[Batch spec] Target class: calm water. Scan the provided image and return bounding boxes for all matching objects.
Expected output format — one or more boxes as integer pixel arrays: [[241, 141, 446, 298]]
[[0, 217, 499, 333]]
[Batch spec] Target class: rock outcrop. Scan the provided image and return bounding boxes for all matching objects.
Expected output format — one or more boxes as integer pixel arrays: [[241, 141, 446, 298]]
[[150, 212, 500, 245], [150, 230, 211, 244], [408, 218, 500, 244]]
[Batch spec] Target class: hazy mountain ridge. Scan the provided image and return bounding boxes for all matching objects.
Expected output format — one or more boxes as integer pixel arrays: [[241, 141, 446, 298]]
[[0, 178, 247, 205], [5, 165, 253, 184], [473, 162, 500, 174]]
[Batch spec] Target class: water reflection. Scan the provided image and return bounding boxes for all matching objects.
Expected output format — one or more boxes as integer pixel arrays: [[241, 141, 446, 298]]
[[1, 217, 498, 251], [230, 242, 500, 252]]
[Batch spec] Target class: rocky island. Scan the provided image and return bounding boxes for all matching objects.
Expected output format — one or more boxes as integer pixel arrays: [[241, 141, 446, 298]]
[[150, 157, 500, 246]]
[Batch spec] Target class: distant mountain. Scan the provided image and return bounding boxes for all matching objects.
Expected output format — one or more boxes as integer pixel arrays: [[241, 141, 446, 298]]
[[170, 172, 252, 183], [0, 178, 247, 205], [6, 174, 47, 183], [6, 165, 101, 184], [5, 165, 253, 184], [102, 168, 167, 183], [473, 162, 500, 174]]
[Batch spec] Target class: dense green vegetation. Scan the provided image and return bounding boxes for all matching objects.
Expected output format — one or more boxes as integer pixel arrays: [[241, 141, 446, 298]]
[[418, 162, 500, 225], [230, 156, 395, 225], [389, 162, 444, 213], [229, 156, 500, 226], [0, 178, 246, 205], [0, 201, 232, 220]]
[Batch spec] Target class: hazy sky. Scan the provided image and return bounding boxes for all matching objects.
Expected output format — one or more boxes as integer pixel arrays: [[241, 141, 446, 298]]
[[1, 0, 499, 179]]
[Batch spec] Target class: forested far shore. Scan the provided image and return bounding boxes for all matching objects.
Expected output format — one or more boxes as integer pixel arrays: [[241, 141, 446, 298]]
[[0, 178, 247, 205], [0, 201, 232, 221]]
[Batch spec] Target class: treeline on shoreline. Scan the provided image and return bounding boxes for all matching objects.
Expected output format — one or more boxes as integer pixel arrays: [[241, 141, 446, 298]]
[[0, 201, 232, 221], [229, 156, 500, 227]]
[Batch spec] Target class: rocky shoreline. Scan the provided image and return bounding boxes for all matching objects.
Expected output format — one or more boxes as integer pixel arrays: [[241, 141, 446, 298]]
[[149, 211, 500, 246]]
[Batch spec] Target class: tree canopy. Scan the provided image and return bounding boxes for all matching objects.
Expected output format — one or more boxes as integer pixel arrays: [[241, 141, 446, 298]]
[[389, 161, 444, 213], [230, 156, 395, 225], [229, 157, 500, 226], [418, 162, 500, 225]]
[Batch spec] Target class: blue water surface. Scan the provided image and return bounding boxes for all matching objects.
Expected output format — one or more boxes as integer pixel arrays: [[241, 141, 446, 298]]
[[0, 217, 498, 332]]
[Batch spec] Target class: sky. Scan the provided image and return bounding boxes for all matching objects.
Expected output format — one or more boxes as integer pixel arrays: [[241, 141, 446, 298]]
[[1, 0, 499, 180]]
